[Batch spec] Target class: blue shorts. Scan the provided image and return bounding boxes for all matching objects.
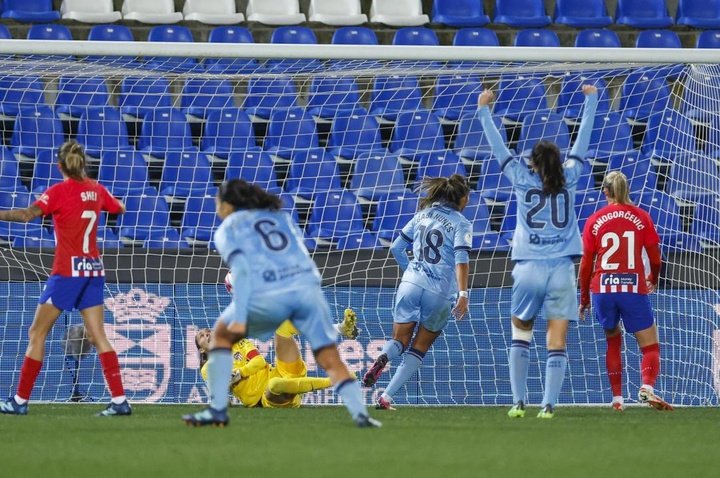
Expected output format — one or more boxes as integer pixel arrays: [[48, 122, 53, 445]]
[[393, 281, 453, 333], [511, 257, 577, 322], [592, 293, 655, 333], [39, 275, 105, 312], [219, 286, 337, 351]]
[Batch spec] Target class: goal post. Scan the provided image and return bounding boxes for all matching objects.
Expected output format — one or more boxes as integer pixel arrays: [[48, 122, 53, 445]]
[[0, 39, 718, 406]]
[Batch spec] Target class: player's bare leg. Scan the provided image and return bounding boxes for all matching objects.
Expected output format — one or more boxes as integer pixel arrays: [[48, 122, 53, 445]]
[[634, 325, 672, 411], [363, 322, 414, 387]]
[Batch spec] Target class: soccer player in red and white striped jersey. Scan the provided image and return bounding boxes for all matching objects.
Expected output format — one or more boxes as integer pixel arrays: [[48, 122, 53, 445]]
[[0, 141, 131, 416], [579, 171, 672, 412]]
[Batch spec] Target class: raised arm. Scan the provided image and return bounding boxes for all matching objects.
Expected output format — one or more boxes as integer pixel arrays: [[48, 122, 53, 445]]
[[476, 90, 513, 165], [569, 85, 599, 159]]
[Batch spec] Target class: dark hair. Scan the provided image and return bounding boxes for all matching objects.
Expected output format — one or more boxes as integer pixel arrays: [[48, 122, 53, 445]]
[[418, 174, 470, 210], [530, 140, 565, 196], [218, 179, 282, 211], [58, 140, 87, 181], [195, 329, 210, 370]]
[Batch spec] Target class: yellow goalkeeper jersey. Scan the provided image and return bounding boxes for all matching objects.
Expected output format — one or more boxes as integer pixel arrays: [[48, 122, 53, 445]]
[[201, 339, 270, 407]]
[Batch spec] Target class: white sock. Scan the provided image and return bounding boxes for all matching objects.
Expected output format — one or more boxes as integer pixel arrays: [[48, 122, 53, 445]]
[[612, 396, 624, 405], [641, 384, 654, 393], [111, 395, 127, 405], [14, 395, 27, 405]]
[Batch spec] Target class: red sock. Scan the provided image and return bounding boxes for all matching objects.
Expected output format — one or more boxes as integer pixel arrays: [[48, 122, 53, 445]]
[[640, 343, 660, 387], [99, 351, 125, 398], [16, 356, 43, 400], [606, 335, 623, 397]]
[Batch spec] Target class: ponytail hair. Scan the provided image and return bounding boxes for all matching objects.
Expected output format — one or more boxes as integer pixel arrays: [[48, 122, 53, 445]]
[[602, 170, 632, 205], [218, 179, 282, 211], [58, 140, 87, 181], [418, 174, 470, 210], [530, 140, 565, 196]]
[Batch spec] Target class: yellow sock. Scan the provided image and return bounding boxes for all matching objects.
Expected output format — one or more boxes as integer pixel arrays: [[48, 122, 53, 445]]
[[268, 376, 332, 395], [275, 320, 299, 338]]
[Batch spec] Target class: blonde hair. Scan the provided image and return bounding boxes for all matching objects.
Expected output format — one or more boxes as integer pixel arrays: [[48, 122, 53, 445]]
[[418, 174, 470, 210], [602, 171, 632, 205], [58, 140, 87, 181]]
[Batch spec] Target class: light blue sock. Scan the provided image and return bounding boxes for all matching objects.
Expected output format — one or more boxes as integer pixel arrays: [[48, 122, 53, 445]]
[[509, 340, 530, 404], [383, 348, 424, 400], [542, 349, 568, 407], [207, 348, 232, 411], [335, 378, 368, 420], [381, 339, 404, 362]]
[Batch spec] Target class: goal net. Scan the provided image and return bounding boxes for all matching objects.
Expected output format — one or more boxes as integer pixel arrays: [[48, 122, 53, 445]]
[[0, 40, 718, 406]]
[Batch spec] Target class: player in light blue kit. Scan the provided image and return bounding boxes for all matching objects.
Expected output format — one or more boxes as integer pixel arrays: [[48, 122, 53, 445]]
[[182, 179, 380, 428], [477, 85, 598, 418], [362, 175, 472, 410]]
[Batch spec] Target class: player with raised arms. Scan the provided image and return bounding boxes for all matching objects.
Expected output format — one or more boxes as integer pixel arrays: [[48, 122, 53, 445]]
[[578, 171, 672, 411], [182, 179, 380, 427], [477, 85, 598, 418], [0, 140, 130, 416], [362, 175, 471, 410]]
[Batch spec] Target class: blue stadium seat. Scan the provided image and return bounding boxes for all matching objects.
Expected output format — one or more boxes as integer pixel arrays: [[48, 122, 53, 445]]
[[11, 106, 64, 159], [665, 154, 720, 202], [31, 149, 63, 193], [77, 107, 132, 159], [137, 108, 193, 159], [513, 29, 560, 47], [181, 191, 221, 243], [306, 76, 361, 120], [576, 195, 608, 234], [117, 188, 175, 241], [635, 190, 688, 249], [98, 151, 151, 197], [432, 0, 490, 27], [327, 108, 384, 161], [619, 71, 671, 125], [146, 26, 199, 73], [587, 112, 635, 160], [55, 76, 110, 120], [242, 77, 298, 121], [697, 30, 720, 48], [493, 0, 551, 28], [371, 192, 419, 243], [677, 0, 720, 29], [335, 231, 383, 250], [636, 29, 682, 49], [494, 76, 548, 123], [454, 112, 506, 163], [0, 148, 22, 190], [516, 111, 570, 156], [331, 26, 378, 45], [26, 23, 71, 40], [11, 231, 57, 249], [606, 152, 657, 193], [453, 27, 499, 46], [574, 29, 621, 48], [680, 65, 720, 122], [556, 75, 610, 121], [703, 116, 720, 157], [266, 27, 321, 73], [200, 108, 257, 160], [641, 110, 697, 162], [264, 108, 320, 163], [119, 77, 173, 120], [554, 0, 612, 28], [180, 79, 234, 121], [0, 76, 45, 118], [393, 26, 439, 46], [224, 148, 282, 195], [432, 74, 483, 123], [417, 151, 467, 180], [477, 156, 514, 202], [285, 149, 343, 199], [369, 76, 424, 123], [350, 151, 407, 201], [0, 24, 11, 38], [96, 224, 124, 250], [690, 194, 720, 247], [159, 151, 214, 198], [389, 110, 446, 163], [87, 25, 137, 66], [3, 1, 60, 22], [0, 187, 46, 240], [143, 229, 191, 250], [616, 0, 673, 29], [462, 192, 510, 251], [498, 197, 517, 239], [205, 27, 259, 74], [306, 190, 366, 242]]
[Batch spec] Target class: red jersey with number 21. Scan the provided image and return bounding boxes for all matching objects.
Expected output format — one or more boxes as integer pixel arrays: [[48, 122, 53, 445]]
[[582, 203, 660, 295], [34, 179, 123, 277]]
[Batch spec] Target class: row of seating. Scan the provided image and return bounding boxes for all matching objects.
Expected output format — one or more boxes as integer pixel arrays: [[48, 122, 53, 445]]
[[5, 1, 720, 30]]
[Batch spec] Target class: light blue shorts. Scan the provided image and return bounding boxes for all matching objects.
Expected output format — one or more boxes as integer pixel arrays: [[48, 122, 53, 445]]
[[219, 286, 337, 351], [511, 257, 577, 322], [393, 281, 453, 333]]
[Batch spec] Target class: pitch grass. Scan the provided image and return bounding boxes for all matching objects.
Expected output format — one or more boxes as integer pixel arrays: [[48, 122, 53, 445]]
[[1, 405, 718, 478]]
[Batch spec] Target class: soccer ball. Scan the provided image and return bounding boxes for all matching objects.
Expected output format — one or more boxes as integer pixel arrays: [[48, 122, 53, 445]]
[[224, 272, 233, 294]]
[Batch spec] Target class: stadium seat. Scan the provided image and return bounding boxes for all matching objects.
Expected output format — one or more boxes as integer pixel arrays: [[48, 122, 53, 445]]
[[246, 0, 305, 25], [554, 0, 612, 28], [306, 190, 366, 242], [576, 195, 608, 234], [615, 0, 673, 29], [0, 148, 22, 190], [143, 229, 191, 250], [635, 190, 688, 249], [574, 29, 621, 48], [180, 79, 234, 121], [181, 190, 221, 243], [145, 26, 199, 73], [307, 76, 361, 121], [266, 27, 321, 74], [0, 25, 9, 39], [493, 0, 551, 28], [677, 0, 720, 29], [0, 76, 45, 119], [636, 29, 682, 49], [121, 0, 182, 24], [619, 71, 671, 125], [137, 108, 194, 159], [664, 154, 720, 202], [11, 106, 64, 159], [697, 30, 720, 48], [118, 77, 173, 120], [2, 0, 60, 22], [0, 187, 46, 241], [494, 76, 548, 123], [351, 151, 407, 201], [264, 108, 320, 163], [393, 27, 440, 46], [453, 27, 499, 46], [11, 231, 58, 249], [690, 194, 720, 246], [183, 0, 244, 25], [159, 151, 214, 199], [432, 75, 483, 123], [242, 77, 298, 121], [680, 65, 720, 122], [703, 116, 720, 157], [498, 197, 518, 239], [417, 151, 467, 180], [369, 76, 424, 123], [117, 188, 175, 241], [224, 148, 282, 195], [77, 107, 132, 159], [200, 108, 257, 160], [462, 192, 510, 251], [641, 110, 697, 162], [477, 156, 514, 202], [454, 112, 506, 163], [309, 0, 367, 25], [389, 110, 446, 163], [432, 0, 490, 27], [205, 27, 258, 74], [331, 26, 379, 45], [606, 152, 657, 193], [27, 23, 72, 40], [516, 111, 570, 156], [61, 0, 121, 23], [556, 75, 610, 121], [327, 108, 385, 161], [513, 29, 560, 47], [370, 0, 429, 26], [31, 149, 63, 193], [335, 231, 383, 250], [86, 24, 137, 65], [54, 76, 110, 120], [371, 192, 419, 243], [587, 113, 635, 160], [98, 151, 151, 197], [285, 149, 343, 199]]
